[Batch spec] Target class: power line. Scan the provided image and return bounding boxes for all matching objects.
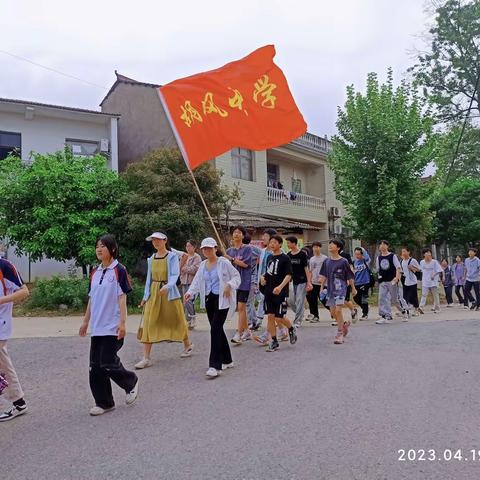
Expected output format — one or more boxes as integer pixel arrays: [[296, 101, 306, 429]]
[[0, 49, 108, 90]]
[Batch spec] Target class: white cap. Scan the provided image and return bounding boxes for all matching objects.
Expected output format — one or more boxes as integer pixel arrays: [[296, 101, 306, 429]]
[[200, 237, 217, 249], [146, 232, 167, 241]]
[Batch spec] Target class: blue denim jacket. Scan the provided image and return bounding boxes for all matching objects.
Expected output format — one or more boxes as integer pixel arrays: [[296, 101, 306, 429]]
[[142, 252, 181, 302]]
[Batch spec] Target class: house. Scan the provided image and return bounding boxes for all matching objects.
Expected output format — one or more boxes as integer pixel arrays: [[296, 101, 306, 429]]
[[0, 97, 120, 280], [101, 72, 353, 250]]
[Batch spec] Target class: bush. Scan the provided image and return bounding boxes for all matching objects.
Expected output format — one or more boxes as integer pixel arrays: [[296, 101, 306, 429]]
[[27, 276, 89, 310], [26, 275, 144, 311]]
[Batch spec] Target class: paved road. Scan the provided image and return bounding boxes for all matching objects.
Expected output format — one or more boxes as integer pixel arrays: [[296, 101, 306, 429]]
[[2, 316, 480, 480]]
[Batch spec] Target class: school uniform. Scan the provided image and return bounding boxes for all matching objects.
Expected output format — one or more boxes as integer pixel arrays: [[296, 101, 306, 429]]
[[88, 260, 137, 409], [187, 257, 241, 370], [0, 259, 25, 403]]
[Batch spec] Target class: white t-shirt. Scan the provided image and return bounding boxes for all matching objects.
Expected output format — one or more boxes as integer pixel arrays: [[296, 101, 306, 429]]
[[420, 259, 443, 288], [401, 258, 420, 286], [88, 260, 132, 336], [309, 254, 328, 285], [0, 259, 24, 341]]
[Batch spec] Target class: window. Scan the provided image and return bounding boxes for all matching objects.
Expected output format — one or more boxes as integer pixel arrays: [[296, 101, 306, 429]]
[[66, 139, 100, 157], [291, 177, 302, 193], [232, 148, 254, 181], [0, 131, 21, 160], [267, 163, 279, 185]]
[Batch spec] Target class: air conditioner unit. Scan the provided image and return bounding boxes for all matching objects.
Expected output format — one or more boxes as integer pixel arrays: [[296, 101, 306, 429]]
[[334, 224, 342, 234], [329, 206, 340, 218], [100, 138, 109, 152]]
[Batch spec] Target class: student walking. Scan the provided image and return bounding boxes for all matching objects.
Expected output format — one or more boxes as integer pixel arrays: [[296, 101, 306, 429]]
[[136, 232, 193, 369], [441, 259, 454, 307], [453, 255, 467, 307], [79, 235, 138, 416], [400, 247, 422, 315], [225, 226, 253, 344], [464, 248, 480, 310], [419, 248, 443, 313], [286, 236, 312, 327], [306, 242, 328, 322], [179, 240, 201, 330], [260, 235, 298, 352], [352, 247, 371, 320], [252, 229, 277, 335], [185, 238, 241, 378], [0, 259, 30, 422], [319, 239, 356, 344], [243, 234, 262, 330], [338, 243, 358, 322], [375, 240, 408, 324]]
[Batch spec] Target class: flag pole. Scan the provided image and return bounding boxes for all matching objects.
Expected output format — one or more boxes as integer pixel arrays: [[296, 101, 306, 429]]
[[157, 89, 227, 254]]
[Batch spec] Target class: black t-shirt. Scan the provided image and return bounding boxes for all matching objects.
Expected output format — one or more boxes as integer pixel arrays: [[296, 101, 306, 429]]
[[340, 251, 354, 266], [265, 253, 292, 298], [287, 250, 308, 285]]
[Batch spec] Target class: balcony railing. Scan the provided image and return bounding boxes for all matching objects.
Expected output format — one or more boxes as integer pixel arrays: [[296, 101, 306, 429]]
[[266, 186, 326, 210], [289, 132, 332, 155]]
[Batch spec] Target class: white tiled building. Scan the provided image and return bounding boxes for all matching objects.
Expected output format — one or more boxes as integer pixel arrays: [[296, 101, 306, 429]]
[[0, 98, 120, 280]]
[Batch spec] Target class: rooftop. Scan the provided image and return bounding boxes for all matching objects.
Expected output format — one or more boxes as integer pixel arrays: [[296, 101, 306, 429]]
[[0, 97, 120, 117]]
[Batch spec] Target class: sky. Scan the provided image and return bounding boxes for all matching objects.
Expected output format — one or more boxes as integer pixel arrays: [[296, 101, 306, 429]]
[[0, 0, 433, 137]]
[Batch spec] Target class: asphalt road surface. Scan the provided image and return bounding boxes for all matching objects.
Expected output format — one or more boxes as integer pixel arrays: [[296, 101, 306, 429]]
[[2, 318, 480, 480]]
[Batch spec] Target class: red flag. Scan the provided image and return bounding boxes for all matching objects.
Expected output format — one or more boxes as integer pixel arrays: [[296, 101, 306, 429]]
[[159, 45, 307, 169]]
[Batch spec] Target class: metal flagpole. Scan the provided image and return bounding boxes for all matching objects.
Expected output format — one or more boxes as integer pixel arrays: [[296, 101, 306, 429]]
[[157, 89, 227, 254]]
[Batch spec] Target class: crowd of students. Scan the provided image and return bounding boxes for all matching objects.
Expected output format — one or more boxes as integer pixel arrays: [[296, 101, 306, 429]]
[[1, 228, 479, 421]]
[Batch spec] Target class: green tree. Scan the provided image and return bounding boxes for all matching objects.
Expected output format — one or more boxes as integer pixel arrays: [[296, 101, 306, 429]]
[[410, 0, 480, 122], [328, 71, 436, 247], [431, 177, 480, 247], [0, 150, 123, 269], [113, 149, 241, 272], [433, 122, 480, 185]]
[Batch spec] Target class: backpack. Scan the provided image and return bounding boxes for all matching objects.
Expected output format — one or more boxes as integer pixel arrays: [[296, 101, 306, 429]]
[[364, 260, 376, 289]]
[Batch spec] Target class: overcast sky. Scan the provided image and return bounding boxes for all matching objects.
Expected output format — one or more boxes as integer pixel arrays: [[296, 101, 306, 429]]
[[1, 0, 433, 137]]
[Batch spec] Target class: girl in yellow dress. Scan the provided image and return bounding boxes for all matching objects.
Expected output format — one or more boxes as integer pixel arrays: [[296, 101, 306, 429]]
[[135, 232, 193, 369]]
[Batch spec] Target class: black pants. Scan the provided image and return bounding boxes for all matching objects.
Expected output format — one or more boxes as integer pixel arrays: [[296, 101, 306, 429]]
[[444, 285, 454, 305], [89, 336, 138, 409], [455, 285, 465, 305], [353, 284, 369, 316], [205, 293, 232, 370], [455, 285, 466, 305], [465, 281, 480, 307], [403, 284, 419, 309], [306, 284, 321, 318]]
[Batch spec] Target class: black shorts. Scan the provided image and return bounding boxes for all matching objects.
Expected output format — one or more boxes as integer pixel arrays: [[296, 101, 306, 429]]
[[237, 289, 250, 303], [264, 294, 288, 318], [346, 285, 352, 301]]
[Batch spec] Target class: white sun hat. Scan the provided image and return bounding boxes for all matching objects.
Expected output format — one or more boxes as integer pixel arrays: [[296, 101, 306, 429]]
[[146, 232, 167, 241], [200, 237, 218, 249]]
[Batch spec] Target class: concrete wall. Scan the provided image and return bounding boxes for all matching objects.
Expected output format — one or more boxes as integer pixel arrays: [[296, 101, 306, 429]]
[[101, 83, 177, 171]]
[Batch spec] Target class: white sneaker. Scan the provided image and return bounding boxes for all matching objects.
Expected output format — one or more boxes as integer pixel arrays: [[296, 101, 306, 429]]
[[134, 358, 152, 369], [180, 344, 194, 358], [241, 330, 252, 341], [126, 380, 139, 405], [222, 362, 234, 370], [306, 314, 314, 321], [89, 405, 115, 416], [231, 332, 242, 344], [205, 367, 219, 378], [0, 404, 28, 422], [376, 317, 392, 324], [360, 315, 369, 321]]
